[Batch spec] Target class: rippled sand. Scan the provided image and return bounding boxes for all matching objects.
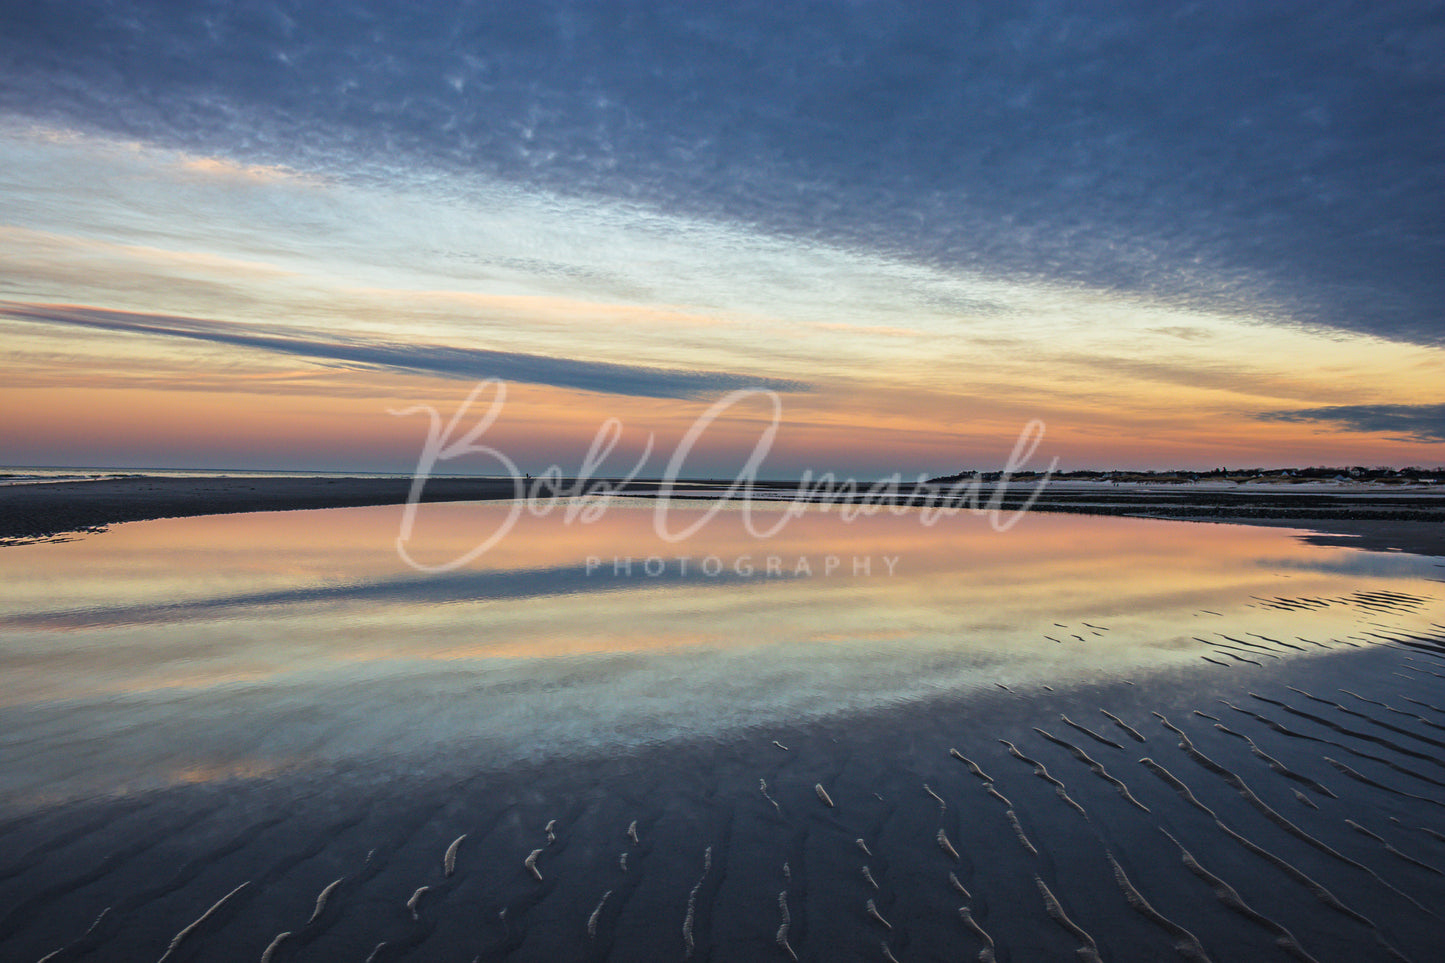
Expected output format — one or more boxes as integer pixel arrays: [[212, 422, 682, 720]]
[[5, 611, 1445, 962]]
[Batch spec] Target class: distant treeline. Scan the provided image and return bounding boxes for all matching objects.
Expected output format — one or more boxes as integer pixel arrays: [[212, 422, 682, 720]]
[[928, 466, 1445, 485]]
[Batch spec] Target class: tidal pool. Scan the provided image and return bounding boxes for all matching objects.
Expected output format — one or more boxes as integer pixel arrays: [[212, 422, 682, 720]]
[[0, 497, 1440, 809]]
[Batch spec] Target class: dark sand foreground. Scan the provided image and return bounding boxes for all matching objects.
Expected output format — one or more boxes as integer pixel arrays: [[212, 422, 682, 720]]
[[4, 625, 1445, 962]]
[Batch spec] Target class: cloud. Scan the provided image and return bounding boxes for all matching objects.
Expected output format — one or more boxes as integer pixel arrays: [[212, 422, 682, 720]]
[[1050, 353, 1363, 405], [176, 156, 310, 184], [1258, 403, 1445, 442], [1, 2, 1442, 345], [0, 302, 808, 399]]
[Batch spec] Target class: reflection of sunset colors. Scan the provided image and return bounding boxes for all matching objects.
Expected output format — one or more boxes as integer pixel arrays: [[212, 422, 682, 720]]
[[3, 502, 1443, 804], [3, 501, 1441, 711]]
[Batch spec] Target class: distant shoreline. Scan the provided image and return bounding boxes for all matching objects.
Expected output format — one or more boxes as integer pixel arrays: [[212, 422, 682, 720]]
[[1, 474, 1442, 554]]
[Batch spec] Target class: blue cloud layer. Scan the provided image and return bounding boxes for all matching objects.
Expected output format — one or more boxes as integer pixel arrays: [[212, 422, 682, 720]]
[[2, 1, 1442, 344], [0, 302, 808, 399], [1259, 403, 1445, 443]]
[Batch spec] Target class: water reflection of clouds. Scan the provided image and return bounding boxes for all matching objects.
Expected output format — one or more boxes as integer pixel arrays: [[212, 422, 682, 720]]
[[0, 563, 765, 630], [1256, 553, 1445, 580], [2, 504, 1443, 805]]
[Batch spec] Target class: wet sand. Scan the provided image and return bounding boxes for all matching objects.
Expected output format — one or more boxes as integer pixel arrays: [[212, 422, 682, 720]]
[[4, 628, 1445, 962], [2, 475, 1442, 552], [0, 477, 519, 542], [1190, 517, 1445, 558]]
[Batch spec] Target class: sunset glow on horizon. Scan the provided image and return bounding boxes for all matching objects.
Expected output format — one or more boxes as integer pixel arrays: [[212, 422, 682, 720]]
[[3, 3, 1442, 476]]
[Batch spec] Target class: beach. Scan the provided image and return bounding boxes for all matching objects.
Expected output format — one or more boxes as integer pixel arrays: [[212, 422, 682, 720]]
[[2, 474, 1443, 548], [0, 486, 1442, 961], [4, 640, 1445, 961], [0, 476, 519, 544]]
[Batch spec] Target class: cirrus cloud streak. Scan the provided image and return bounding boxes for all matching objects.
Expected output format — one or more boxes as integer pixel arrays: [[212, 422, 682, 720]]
[[0, 301, 809, 400]]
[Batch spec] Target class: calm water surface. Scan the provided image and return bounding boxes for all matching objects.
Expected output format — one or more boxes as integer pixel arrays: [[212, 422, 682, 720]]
[[0, 498, 1440, 809]]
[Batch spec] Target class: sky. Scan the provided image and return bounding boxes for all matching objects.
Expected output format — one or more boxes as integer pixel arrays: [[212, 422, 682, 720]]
[[1, 0, 1442, 477]]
